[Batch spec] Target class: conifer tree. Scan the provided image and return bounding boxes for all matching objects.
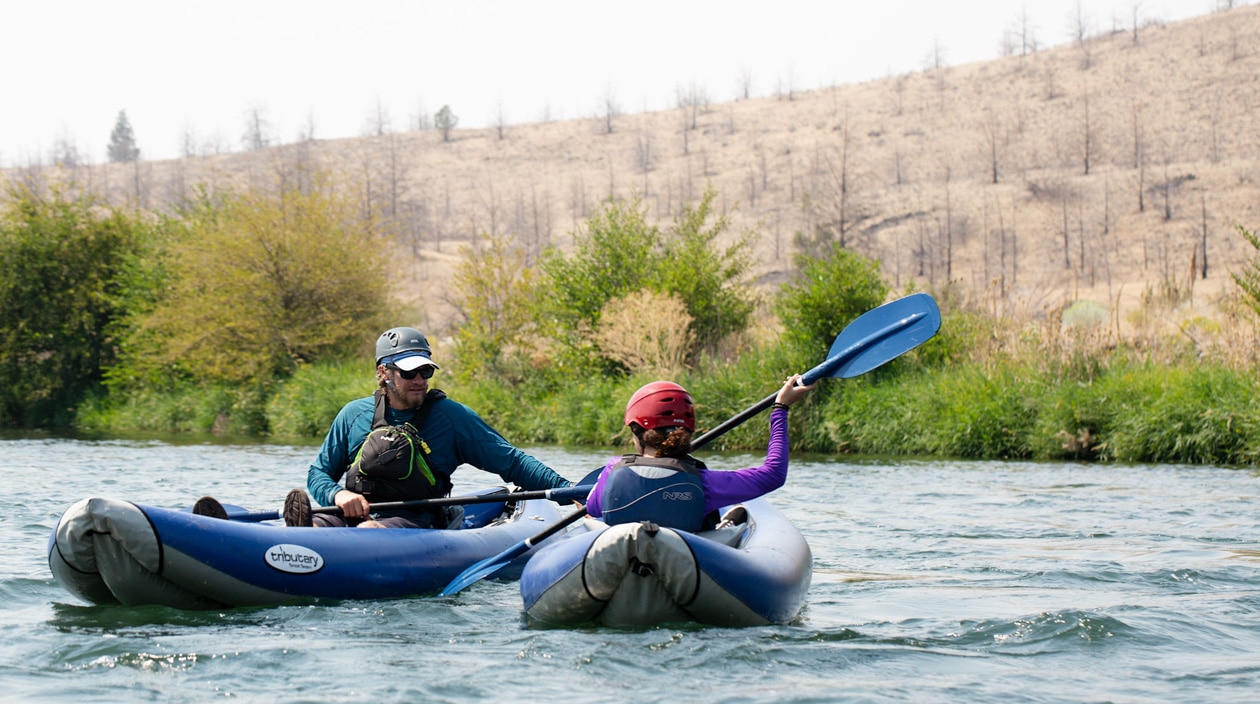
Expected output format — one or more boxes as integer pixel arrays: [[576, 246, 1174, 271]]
[[435, 105, 458, 142], [107, 110, 140, 163]]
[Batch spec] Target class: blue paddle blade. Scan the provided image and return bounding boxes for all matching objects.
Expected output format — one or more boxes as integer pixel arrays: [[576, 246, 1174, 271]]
[[807, 293, 941, 383], [440, 470, 603, 596], [440, 506, 591, 596], [438, 543, 530, 596]]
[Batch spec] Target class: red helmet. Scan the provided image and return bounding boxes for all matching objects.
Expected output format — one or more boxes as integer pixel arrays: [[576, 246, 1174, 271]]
[[624, 381, 695, 431]]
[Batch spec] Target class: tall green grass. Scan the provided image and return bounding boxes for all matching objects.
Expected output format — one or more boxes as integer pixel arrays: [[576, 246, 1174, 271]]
[[77, 382, 269, 436], [78, 329, 1260, 466], [821, 358, 1260, 464], [265, 358, 376, 439], [1089, 364, 1260, 463]]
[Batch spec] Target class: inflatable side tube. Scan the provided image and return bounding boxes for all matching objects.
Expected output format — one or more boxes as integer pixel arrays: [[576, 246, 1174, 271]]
[[679, 499, 812, 624], [521, 527, 605, 624], [48, 497, 225, 608]]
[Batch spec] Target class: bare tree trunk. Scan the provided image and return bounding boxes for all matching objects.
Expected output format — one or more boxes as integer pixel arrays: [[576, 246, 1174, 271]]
[[132, 159, 142, 205], [569, 176, 585, 229], [1078, 197, 1086, 280], [917, 217, 927, 277], [1131, 1, 1142, 46], [680, 108, 690, 156], [386, 134, 403, 220], [602, 87, 620, 135], [1200, 186, 1209, 279], [983, 111, 1001, 184], [931, 216, 940, 283], [360, 147, 374, 219], [636, 133, 653, 180], [944, 166, 953, 280], [1011, 196, 1019, 286], [823, 121, 852, 247], [1162, 157, 1172, 221], [759, 145, 769, 191], [1138, 151, 1146, 213], [1104, 171, 1111, 235], [1062, 194, 1071, 269], [788, 155, 796, 202], [997, 196, 1008, 296], [1081, 90, 1092, 175]]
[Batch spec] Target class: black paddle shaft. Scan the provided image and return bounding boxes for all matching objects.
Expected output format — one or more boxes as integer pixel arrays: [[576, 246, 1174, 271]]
[[694, 392, 777, 451], [307, 485, 585, 516]]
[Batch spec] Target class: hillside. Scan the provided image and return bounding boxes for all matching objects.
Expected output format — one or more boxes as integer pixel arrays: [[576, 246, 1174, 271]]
[[8, 5, 1260, 339]]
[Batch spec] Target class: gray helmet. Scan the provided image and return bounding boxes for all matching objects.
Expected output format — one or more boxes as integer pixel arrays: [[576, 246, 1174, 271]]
[[375, 327, 434, 365]]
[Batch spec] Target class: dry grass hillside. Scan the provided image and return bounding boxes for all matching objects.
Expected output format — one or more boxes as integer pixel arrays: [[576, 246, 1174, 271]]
[[9, 5, 1260, 341]]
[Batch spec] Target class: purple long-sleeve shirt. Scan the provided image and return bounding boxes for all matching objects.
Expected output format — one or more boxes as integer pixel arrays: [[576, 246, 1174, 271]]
[[585, 407, 790, 517]]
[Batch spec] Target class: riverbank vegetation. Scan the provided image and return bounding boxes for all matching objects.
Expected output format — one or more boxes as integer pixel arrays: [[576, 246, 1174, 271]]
[[4, 179, 1260, 465]]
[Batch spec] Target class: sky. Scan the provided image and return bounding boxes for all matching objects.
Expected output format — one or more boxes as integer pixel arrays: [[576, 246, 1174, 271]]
[[0, 0, 1219, 165]]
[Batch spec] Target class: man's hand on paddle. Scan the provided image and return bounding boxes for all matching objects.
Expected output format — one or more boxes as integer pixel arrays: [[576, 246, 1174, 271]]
[[334, 490, 372, 519]]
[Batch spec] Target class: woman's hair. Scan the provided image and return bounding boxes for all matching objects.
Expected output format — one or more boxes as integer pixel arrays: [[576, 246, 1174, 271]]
[[633, 424, 693, 458]]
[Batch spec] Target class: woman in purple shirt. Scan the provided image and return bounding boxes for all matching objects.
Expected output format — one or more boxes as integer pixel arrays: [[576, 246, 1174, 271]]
[[585, 375, 815, 531]]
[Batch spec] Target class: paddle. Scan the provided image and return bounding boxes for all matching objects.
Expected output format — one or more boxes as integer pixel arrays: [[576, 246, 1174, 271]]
[[437, 292, 941, 596], [219, 483, 594, 523], [701, 291, 941, 441]]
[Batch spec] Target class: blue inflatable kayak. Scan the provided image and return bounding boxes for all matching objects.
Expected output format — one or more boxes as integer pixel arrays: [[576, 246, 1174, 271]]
[[49, 489, 565, 609], [520, 498, 812, 627]]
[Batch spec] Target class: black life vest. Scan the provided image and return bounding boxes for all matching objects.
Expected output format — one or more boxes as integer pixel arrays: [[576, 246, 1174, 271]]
[[345, 389, 451, 503], [600, 454, 707, 531]]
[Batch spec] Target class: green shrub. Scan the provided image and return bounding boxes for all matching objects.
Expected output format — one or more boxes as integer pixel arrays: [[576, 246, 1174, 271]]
[[913, 308, 994, 369], [119, 177, 388, 385], [922, 365, 1039, 459], [1099, 364, 1260, 464], [821, 373, 934, 456], [825, 364, 1038, 458], [1027, 375, 1113, 460], [0, 184, 160, 427], [266, 358, 376, 439], [775, 243, 887, 370], [538, 186, 754, 369], [1229, 223, 1260, 319]]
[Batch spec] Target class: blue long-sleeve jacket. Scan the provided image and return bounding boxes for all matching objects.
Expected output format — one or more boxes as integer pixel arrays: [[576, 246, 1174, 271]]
[[306, 394, 570, 508]]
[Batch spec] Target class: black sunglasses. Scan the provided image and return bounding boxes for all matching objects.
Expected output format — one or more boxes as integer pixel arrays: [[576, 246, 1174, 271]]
[[388, 364, 434, 380]]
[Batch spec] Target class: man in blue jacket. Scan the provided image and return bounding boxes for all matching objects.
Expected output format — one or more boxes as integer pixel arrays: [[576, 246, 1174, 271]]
[[284, 326, 571, 528]]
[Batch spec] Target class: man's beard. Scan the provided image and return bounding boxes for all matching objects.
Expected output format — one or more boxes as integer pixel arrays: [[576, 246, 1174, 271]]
[[384, 382, 426, 410]]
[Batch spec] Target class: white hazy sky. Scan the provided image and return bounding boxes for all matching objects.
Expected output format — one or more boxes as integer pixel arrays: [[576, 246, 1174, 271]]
[[1, 0, 1217, 165]]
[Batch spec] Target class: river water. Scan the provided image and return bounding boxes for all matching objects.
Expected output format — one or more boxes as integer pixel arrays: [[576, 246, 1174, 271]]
[[4, 435, 1258, 703]]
